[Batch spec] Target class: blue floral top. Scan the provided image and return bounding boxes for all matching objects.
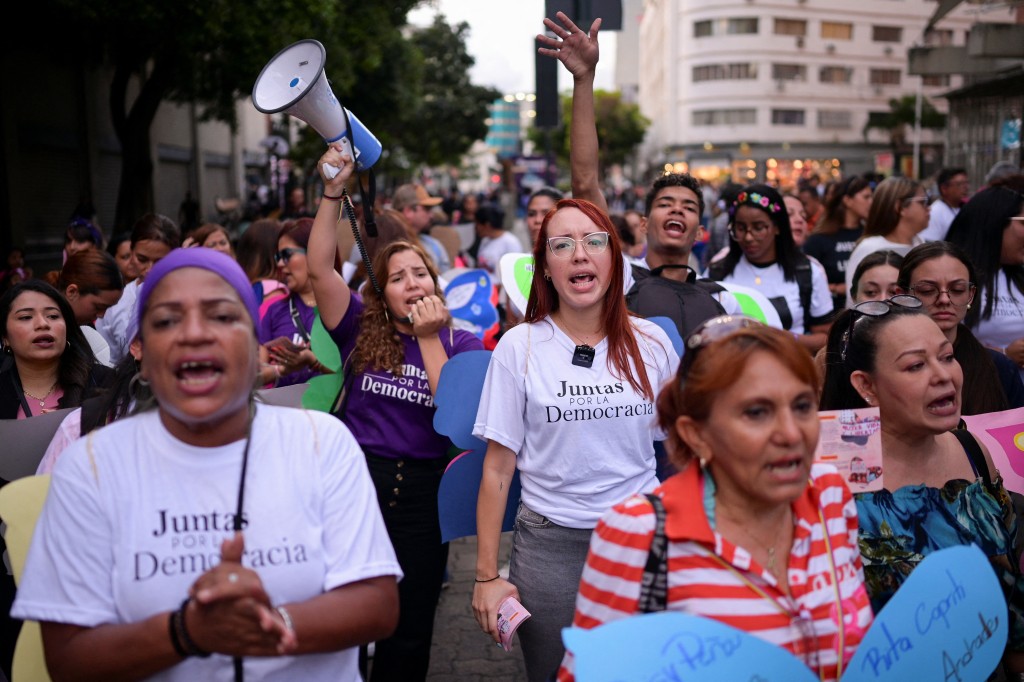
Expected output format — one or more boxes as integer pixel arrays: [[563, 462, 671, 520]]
[[855, 477, 1024, 650]]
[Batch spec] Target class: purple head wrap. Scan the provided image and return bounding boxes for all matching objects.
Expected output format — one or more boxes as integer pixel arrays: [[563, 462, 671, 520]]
[[135, 248, 259, 333]]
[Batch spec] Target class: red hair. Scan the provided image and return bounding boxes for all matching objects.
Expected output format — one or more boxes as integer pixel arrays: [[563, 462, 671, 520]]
[[526, 198, 656, 400]]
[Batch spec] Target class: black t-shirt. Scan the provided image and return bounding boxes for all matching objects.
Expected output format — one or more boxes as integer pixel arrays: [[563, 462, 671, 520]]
[[804, 227, 862, 309]]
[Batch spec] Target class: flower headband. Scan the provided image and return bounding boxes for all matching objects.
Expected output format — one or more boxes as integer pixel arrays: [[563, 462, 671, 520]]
[[734, 191, 783, 215]]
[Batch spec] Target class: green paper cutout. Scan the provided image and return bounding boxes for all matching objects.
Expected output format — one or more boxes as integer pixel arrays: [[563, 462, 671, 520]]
[[302, 309, 343, 412]]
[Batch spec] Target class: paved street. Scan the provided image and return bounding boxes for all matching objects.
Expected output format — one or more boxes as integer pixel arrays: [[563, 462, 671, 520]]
[[427, 534, 527, 681]]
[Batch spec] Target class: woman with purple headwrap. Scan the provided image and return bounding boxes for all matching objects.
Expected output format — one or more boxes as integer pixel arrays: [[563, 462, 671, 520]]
[[13, 248, 401, 681]]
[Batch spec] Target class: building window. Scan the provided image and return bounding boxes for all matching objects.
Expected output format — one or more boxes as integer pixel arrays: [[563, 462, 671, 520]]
[[867, 111, 891, 129], [693, 109, 757, 126], [818, 110, 852, 129], [923, 74, 951, 87], [694, 20, 712, 37], [872, 25, 903, 42], [821, 21, 853, 40], [774, 18, 807, 36], [693, 63, 758, 82], [924, 28, 954, 46], [726, 17, 759, 35], [870, 69, 902, 86], [819, 66, 853, 84], [772, 109, 806, 126], [772, 63, 807, 81]]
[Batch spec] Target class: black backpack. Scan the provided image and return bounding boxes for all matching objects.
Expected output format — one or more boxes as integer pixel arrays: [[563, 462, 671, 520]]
[[625, 264, 727, 339], [706, 256, 814, 332]]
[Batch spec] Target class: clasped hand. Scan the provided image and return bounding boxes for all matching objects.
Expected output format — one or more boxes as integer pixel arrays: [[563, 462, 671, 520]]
[[184, 533, 296, 657], [409, 295, 450, 338]]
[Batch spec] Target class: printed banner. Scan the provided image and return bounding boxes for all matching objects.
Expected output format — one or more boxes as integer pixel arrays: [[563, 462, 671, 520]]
[[814, 408, 885, 493]]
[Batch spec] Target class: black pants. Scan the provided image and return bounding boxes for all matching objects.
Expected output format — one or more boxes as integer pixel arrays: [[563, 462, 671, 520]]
[[364, 453, 449, 682]]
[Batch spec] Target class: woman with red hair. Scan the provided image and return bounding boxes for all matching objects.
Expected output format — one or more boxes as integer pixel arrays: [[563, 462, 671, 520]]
[[471, 198, 678, 680]]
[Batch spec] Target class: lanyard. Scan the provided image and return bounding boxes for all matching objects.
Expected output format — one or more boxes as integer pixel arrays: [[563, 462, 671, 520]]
[[288, 296, 311, 343], [703, 501, 845, 682]]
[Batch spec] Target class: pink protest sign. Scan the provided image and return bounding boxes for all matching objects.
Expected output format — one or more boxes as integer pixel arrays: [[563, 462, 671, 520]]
[[961, 407, 1024, 494]]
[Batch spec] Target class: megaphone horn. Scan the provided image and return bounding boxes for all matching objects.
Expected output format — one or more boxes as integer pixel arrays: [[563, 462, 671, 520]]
[[252, 39, 382, 175]]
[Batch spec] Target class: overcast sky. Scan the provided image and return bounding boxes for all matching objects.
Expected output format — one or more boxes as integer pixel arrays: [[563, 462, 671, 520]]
[[407, 0, 618, 95]]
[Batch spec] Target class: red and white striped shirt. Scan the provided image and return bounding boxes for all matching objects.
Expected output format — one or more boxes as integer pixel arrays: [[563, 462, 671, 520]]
[[559, 463, 873, 682]]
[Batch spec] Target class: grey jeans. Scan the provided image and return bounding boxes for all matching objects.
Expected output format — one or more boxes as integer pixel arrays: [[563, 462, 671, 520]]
[[508, 503, 594, 682]]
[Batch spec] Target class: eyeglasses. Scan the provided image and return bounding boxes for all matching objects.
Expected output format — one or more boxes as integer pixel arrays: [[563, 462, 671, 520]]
[[680, 315, 765, 377], [909, 280, 975, 307], [729, 222, 773, 240], [903, 195, 930, 205], [275, 247, 307, 263], [840, 295, 923, 362], [546, 232, 610, 259]]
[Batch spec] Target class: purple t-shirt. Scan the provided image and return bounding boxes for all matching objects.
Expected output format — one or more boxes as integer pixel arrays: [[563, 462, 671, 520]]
[[258, 295, 318, 387], [329, 295, 483, 460]]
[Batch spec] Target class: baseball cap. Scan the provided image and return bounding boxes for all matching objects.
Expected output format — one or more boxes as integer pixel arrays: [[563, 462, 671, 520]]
[[392, 184, 442, 211]]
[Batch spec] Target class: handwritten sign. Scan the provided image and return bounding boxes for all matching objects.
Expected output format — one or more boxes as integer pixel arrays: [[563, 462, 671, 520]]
[[962, 407, 1024, 495], [563, 611, 817, 682], [564, 545, 1005, 682], [848, 544, 1006, 682], [814, 408, 885, 493]]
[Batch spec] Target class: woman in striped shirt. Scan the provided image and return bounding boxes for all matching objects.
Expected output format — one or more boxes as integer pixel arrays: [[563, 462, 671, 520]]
[[560, 318, 872, 681]]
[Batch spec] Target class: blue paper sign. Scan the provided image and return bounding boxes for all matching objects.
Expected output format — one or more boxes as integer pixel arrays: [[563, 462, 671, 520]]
[[433, 351, 521, 542], [563, 545, 1006, 682], [444, 269, 499, 340], [847, 544, 1006, 682], [647, 316, 684, 358], [563, 612, 818, 682]]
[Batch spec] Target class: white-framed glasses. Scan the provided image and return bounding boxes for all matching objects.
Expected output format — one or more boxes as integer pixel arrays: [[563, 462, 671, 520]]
[[547, 232, 610, 259]]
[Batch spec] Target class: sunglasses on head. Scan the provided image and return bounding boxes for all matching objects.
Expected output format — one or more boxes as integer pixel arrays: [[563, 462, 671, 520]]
[[680, 315, 766, 378], [840, 295, 923, 362], [275, 247, 306, 263]]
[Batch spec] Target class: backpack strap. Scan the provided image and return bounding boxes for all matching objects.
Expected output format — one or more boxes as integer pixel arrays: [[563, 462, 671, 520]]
[[794, 255, 813, 333], [638, 493, 669, 613]]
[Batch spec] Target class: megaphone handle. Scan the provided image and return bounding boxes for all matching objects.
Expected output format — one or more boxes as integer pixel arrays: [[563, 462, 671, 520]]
[[323, 137, 356, 179]]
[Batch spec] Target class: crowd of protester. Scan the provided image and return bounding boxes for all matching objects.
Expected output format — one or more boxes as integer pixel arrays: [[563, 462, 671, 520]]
[[1, 9, 1024, 682]]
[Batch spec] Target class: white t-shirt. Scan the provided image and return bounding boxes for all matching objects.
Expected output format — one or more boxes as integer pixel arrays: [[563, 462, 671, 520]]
[[473, 317, 678, 529], [920, 200, 959, 243], [96, 278, 140, 364], [974, 271, 1024, 379], [717, 256, 833, 334], [844, 235, 923, 307], [476, 232, 523, 275], [13, 405, 401, 682]]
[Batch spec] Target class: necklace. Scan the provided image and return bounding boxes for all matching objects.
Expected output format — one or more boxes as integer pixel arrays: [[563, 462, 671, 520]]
[[720, 507, 789, 573], [23, 381, 58, 408], [557, 315, 602, 369]]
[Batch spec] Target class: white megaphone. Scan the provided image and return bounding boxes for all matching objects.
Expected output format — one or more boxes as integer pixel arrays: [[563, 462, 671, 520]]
[[252, 39, 382, 177]]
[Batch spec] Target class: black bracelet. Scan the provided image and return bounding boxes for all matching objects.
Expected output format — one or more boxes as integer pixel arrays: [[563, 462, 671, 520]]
[[176, 598, 212, 658], [168, 611, 188, 658], [475, 575, 500, 583]]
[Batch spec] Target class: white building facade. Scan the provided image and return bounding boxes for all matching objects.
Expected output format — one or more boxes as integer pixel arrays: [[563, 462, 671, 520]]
[[635, 0, 981, 186]]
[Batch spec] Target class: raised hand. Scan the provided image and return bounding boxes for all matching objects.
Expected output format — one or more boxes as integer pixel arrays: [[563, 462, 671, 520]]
[[537, 11, 601, 79]]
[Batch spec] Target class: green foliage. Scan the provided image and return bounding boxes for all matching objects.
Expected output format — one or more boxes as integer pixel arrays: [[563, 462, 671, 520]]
[[863, 94, 947, 145], [528, 89, 649, 176], [399, 16, 501, 168]]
